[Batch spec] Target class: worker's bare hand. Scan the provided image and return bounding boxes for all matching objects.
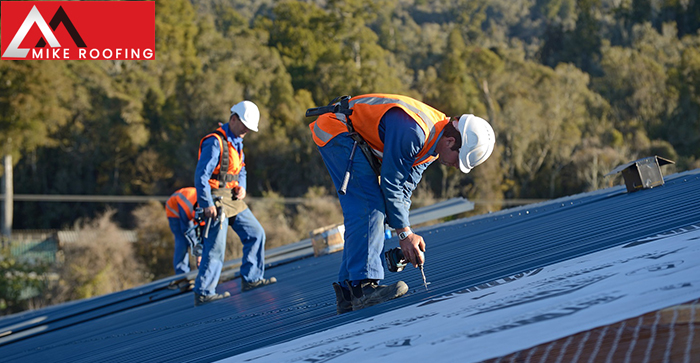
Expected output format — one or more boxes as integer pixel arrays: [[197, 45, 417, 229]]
[[204, 205, 217, 219], [399, 233, 426, 267], [233, 186, 246, 200]]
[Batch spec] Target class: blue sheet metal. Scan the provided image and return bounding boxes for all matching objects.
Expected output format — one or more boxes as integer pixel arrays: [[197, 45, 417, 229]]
[[1, 169, 699, 362]]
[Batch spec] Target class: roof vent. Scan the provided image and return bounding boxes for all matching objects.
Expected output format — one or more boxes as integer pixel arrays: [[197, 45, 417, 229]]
[[606, 156, 674, 193]]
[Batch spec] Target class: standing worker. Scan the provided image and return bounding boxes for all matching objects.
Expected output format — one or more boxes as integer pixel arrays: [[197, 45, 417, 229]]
[[193, 100, 276, 307], [309, 94, 495, 314], [165, 187, 201, 275]]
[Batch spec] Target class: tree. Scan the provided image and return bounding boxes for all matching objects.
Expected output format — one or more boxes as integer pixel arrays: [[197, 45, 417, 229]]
[[259, 1, 335, 94], [665, 34, 700, 163], [592, 23, 683, 167], [433, 29, 483, 116], [495, 57, 607, 198], [0, 61, 72, 166]]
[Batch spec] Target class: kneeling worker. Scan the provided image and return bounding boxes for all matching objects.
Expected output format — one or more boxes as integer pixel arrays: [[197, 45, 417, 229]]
[[165, 187, 201, 275]]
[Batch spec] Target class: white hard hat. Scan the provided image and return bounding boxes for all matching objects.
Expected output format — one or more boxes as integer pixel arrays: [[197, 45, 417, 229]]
[[230, 100, 260, 132], [457, 114, 495, 173]]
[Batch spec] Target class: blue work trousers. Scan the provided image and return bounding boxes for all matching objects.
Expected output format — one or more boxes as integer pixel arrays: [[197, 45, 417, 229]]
[[194, 208, 266, 296], [169, 217, 192, 275], [318, 133, 387, 283]]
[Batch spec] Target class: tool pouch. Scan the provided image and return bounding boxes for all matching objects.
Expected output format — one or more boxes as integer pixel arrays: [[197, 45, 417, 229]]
[[212, 188, 248, 217]]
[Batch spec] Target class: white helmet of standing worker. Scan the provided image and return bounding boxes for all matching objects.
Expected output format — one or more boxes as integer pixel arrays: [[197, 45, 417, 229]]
[[457, 114, 495, 174], [230, 100, 260, 132]]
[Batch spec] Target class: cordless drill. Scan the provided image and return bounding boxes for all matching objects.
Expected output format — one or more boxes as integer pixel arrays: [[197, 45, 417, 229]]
[[184, 207, 205, 256], [384, 247, 430, 290]]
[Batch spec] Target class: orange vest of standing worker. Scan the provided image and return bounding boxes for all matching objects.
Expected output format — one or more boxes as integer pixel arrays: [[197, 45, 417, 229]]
[[309, 94, 449, 166], [165, 187, 198, 219], [198, 126, 244, 189]]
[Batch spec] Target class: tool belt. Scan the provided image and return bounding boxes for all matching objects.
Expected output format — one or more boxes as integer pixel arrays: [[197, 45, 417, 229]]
[[307, 95, 382, 177], [212, 188, 248, 217]]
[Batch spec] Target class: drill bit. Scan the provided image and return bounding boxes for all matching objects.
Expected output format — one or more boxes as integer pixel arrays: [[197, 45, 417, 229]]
[[419, 264, 430, 290]]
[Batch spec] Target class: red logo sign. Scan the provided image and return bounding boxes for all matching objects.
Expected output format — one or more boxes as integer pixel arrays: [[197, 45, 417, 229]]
[[1, 1, 155, 60]]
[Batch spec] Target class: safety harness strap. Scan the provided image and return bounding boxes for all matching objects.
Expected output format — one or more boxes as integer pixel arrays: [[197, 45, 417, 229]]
[[307, 96, 383, 177], [210, 129, 239, 184], [346, 124, 382, 177]]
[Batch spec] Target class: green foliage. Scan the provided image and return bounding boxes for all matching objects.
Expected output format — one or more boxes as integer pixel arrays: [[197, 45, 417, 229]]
[[495, 57, 611, 197], [0, 61, 72, 161], [665, 35, 700, 161], [259, 1, 333, 92], [5, 0, 699, 230], [433, 29, 482, 114], [537, 0, 577, 24], [0, 246, 51, 315], [539, 0, 603, 75]]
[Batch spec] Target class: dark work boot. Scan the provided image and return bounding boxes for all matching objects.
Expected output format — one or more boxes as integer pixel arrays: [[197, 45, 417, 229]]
[[332, 282, 353, 314], [345, 279, 408, 311], [241, 277, 277, 292], [168, 278, 193, 292], [194, 291, 231, 307]]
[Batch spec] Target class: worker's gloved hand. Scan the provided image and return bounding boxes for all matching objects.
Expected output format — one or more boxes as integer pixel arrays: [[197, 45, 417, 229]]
[[399, 233, 426, 268], [204, 205, 217, 219], [232, 186, 246, 200]]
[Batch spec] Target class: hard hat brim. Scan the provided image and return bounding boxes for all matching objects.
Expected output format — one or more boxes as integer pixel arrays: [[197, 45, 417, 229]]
[[458, 115, 474, 173]]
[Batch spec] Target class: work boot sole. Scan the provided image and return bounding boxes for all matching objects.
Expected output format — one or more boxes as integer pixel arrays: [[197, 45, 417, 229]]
[[242, 277, 277, 292], [350, 281, 409, 311], [194, 291, 231, 307]]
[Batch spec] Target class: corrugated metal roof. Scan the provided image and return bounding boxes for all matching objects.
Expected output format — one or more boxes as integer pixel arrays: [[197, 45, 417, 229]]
[[1, 168, 699, 362]]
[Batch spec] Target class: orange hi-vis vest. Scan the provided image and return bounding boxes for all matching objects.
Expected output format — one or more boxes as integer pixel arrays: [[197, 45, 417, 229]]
[[165, 187, 198, 219], [198, 126, 244, 189], [309, 94, 449, 166]]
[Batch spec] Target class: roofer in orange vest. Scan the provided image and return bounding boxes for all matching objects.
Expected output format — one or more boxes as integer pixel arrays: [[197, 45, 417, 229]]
[[193, 100, 276, 307], [309, 94, 495, 314], [165, 187, 201, 275]]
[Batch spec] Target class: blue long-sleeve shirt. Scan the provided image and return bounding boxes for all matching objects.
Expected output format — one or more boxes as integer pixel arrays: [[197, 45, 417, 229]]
[[378, 108, 442, 229], [195, 123, 247, 209]]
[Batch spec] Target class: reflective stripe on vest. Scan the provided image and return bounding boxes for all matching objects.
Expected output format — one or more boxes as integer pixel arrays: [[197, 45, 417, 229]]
[[348, 95, 438, 137], [309, 94, 447, 166], [165, 187, 197, 219]]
